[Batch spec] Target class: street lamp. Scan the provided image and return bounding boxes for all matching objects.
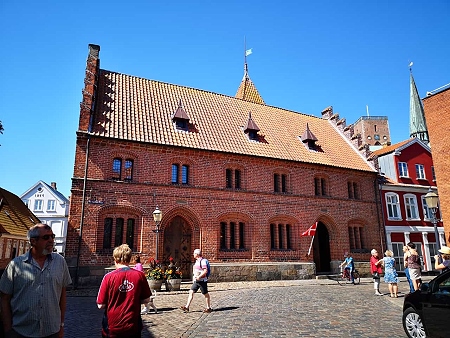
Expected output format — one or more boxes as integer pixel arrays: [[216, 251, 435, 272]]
[[152, 206, 162, 260], [424, 188, 440, 251]]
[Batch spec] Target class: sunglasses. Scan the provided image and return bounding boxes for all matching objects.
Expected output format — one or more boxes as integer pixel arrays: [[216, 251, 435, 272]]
[[34, 234, 56, 240]]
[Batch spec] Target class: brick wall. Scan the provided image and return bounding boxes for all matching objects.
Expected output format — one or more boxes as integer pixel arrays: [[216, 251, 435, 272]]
[[423, 88, 450, 244], [66, 137, 383, 283]]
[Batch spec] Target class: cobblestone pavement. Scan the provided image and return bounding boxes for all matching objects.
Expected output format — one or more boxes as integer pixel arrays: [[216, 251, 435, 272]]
[[65, 277, 426, 337]]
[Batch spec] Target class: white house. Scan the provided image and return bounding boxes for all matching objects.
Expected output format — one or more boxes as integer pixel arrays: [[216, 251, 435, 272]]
[[20, 181, 69, 254]]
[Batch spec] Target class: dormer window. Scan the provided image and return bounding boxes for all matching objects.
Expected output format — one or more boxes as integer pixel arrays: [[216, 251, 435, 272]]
[[300, 123, 318, 150], [172, 100, 190, 131], [244, 112, 260, 141]]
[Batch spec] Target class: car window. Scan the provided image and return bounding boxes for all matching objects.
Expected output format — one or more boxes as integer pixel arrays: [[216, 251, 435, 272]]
[[436, 274, 450, 294]]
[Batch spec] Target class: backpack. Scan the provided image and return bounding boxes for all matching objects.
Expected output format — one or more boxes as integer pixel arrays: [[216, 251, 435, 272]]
[[200, 258, 211, 278]]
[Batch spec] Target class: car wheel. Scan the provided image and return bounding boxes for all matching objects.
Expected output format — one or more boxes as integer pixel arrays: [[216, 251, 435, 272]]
[[402, 307, 426, 338]]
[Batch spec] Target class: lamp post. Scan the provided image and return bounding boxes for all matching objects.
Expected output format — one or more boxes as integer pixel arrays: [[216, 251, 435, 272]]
[[152, 206, 162, 260], [424, 188, 440, 250]]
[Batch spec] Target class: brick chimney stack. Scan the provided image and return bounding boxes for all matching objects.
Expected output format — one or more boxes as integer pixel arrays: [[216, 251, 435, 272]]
[[51, 182, 57, 190], [78, 44, 101, 132]]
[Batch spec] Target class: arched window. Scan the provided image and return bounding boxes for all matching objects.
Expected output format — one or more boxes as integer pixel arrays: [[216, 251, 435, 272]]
[[112, 158, 122, 180], [124, 159, 134, 181], [103, 218, 113, 249], [270, 222, 293, 250]]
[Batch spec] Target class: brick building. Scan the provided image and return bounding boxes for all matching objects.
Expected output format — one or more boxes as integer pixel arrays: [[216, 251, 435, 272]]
[[65, 44, 384, 285], [353, 116, 391, 150], [423, 84, 450, 245]]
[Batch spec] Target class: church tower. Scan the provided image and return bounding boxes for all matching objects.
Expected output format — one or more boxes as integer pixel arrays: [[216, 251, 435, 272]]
[[409, 68, 429, 143]]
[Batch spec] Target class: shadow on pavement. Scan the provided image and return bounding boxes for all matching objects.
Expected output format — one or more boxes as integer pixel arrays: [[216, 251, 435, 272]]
[[211, 306, 239, 312]]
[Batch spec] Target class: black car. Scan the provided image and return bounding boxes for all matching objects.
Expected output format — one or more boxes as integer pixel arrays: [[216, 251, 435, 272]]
[[402, 269, 450, 338]]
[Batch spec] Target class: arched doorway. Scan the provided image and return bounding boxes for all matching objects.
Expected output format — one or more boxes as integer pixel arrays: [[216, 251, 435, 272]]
[[163, 216, 192, 279], [312, 222, 331, 273]]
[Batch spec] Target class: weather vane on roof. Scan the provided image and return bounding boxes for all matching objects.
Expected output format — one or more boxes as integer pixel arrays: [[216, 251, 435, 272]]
[[409, 61, 413, 72], [244, 37, 252, 76]]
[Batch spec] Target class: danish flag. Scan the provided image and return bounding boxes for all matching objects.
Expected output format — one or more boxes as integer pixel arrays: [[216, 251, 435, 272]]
[[301, 222, 317, 237]]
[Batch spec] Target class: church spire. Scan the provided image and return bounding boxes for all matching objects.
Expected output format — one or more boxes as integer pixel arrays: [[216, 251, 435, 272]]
[[235, 40, 265, 105], [409, 65, 429, 143]]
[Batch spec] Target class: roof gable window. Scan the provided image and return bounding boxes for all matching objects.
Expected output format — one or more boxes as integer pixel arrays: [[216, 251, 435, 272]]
[[300, 124, 320, 151], [244, 112, 261, 141], [172, 100, 190, 131]]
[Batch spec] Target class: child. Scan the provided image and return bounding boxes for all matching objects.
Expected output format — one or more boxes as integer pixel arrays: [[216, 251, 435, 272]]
[[132, 255, 158, 314], [339, 252, 355, 284]]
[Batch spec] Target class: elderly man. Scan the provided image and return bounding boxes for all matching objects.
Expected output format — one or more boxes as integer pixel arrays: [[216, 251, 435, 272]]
[[0, 223, 72, 338], [180, 249, 212, 313]]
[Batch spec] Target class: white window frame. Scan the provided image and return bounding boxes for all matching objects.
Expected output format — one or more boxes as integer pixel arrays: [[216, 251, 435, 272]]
[[47, 200, 56, 211], [404, 194, 419, 220], [422, 195, 433, 221], [34, 200, 43, 211], [386, 193, 401, 220], [415, 164, 426, 180], [398, 162, 408, 177], [392, 242, 405, 271]]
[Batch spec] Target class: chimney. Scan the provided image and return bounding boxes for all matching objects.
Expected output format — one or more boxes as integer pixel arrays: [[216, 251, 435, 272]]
[[51, 182, 57, 190]]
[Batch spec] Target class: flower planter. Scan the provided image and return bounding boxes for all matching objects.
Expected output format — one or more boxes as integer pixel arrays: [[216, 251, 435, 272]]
[[147, 279, 163, 291], [166, 278, 182, 291]]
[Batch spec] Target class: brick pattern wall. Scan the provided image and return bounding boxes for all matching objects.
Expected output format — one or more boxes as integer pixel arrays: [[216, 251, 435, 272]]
[[66, 137, 383, 273], [423, 88, 450, 244]]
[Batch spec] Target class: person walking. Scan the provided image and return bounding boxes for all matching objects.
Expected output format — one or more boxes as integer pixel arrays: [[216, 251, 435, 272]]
[[405, 242, 422, 291], [97, 244, 151, 338], [0, 223, 72, 338], [370, 249, 383, 295], [402, 245, 415, 293], [180, 249, 212, 313]]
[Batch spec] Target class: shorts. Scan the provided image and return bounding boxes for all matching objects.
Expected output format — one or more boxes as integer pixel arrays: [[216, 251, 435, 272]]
[[191, 280, 208, 294]]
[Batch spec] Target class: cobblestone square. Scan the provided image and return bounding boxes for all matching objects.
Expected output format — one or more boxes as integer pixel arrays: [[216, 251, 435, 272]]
[[65, 277, 413, 337]]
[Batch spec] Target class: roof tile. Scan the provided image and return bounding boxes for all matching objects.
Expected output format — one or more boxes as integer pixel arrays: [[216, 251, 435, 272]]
[[90, 70, 375, 172]]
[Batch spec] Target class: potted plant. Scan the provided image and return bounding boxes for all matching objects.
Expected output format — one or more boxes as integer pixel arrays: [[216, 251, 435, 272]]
[[164, 257, 183, 291], [145, 258, 165, 291]]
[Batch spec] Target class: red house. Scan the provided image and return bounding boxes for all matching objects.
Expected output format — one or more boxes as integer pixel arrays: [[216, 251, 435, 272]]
[[372, 138, 442, 271]]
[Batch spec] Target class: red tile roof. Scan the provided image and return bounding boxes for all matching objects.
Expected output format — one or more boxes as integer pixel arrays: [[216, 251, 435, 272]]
[[235, 74, 265, 105], [0, 187, 40, 236], [90, 70, 375, 172], [371, 139, 414, 157]]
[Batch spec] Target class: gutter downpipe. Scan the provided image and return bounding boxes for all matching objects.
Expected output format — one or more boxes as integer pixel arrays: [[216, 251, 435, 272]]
[[74, 134, 90, 289], [375, 175, 386, 254]]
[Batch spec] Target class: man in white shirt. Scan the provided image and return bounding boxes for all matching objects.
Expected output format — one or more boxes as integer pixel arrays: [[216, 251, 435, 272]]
[[180, 249, 212, 313]]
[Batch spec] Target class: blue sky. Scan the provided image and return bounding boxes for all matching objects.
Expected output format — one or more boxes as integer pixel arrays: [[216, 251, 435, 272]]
[[1, 1, 449, 198]]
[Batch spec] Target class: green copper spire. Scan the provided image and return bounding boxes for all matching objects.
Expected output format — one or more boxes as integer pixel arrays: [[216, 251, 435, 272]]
[[409, 70, 429, 143]]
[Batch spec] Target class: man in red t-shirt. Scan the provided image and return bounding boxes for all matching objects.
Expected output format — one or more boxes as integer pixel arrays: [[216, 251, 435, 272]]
[[97, 244, 151, 338]]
